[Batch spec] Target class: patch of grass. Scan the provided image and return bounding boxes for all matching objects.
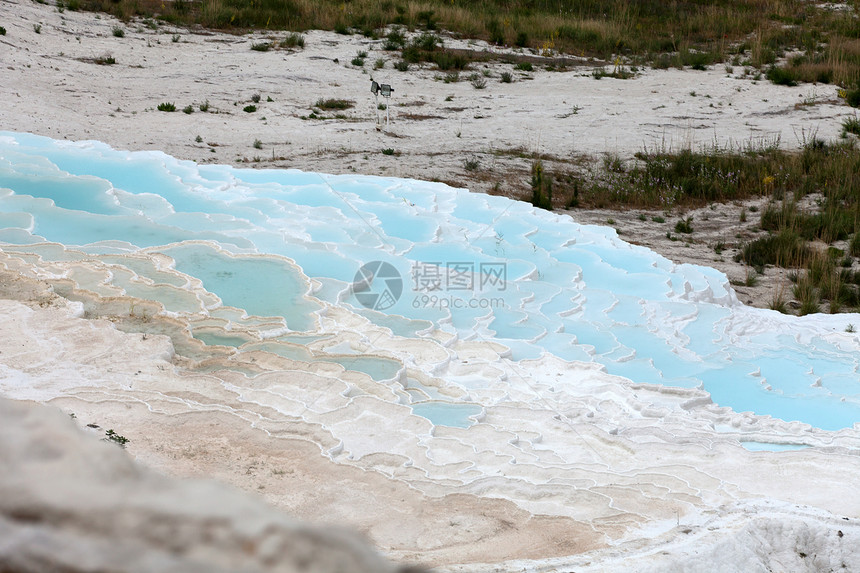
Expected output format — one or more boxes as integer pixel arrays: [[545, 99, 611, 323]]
[[157, 102, 176, 112], [382, 148, 396, 155], [195, 135, 203, 143], [470, 74, 487, 89], [500, 71, 513, 83], [735, 228, 808, 269], [766, 65, 798, 86], [0, 26, 5, 36], [530, 159, 552, 210], [314, 98, 353, 110], [652, 215, 665, 223], [464, 156, 480, 171], [515, 62, 533, 72], [182, 104, 193, 114], [33, 24, 41, 34], [251, 93, 261, 103], [394, 60, 409, 71], [243, 104, 257, 112], [112, 25, 124, 37], [199, 100, 210, 112], [253, 138, 262, 149], [843, 115, 860, 138], [251, 41, 272, 52], [94, 54, 116, 65], [281, 32, 304, 48]]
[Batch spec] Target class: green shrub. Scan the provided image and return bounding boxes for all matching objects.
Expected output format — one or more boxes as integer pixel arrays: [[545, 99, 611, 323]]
[[314, 98, 353, 110], [243, 104, 257, 112], [846, 89, 860, 108], [515, 61, 533, 72], [394, 60, 409, 71], [674, 217, 694, 234], [382, 148, 395, 155], [112, 25, 124, 37], [157, 102, 176, 112], [182, 105, 193, 114], [0, 26, 5, 36], [500, 71, 513, 83]]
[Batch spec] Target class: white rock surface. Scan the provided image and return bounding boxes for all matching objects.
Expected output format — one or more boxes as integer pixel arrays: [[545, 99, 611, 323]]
[[0, 397, 410, 573]]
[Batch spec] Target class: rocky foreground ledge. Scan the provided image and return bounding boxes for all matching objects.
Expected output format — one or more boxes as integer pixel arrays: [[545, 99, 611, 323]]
[[0, 397, 418, 573]]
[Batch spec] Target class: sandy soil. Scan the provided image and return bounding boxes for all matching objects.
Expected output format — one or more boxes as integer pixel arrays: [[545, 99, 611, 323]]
[[2, 0, 857, 310]]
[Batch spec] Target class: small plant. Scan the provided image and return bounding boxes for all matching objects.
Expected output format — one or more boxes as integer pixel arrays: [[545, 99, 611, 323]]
[[515, 61, 533, 72], [674, 217, 694, 234], [530, 159, 552, 210], [651, 215, 665, 223], [34, 23, 41, 34], [714, 240, 725, 254], [842, 115, 860, 138], [251, 93, 261, 103], [157, 102, 176, 112], [195, 135, 203, 143], [846, 323, 856, 333], [251, 41, 272, 52], [0, 26, 6, 35], [373, 58, 385, 70], [243, 104, 257, 113], [281, 32, 305, 48], [267, 96, 273, 102], [182, 104, 193, 114], [112, 25, 124, 37], [253, 139, 262, 149], [500, 71, 513, 83], [172, 34, 180, 42], [443, 71, 460, 83], [377, 103, 387, 110], [394, 60, 409, 71], [199, 100, 210, 112], [470, 74, 487, 89], [351, 56, 365, 66], [382, 148, 396, 155], [846, 89, 860, 108], [94, 54, 116, 65], [463, 156, 480, 171], [104, 429, 129, 447]]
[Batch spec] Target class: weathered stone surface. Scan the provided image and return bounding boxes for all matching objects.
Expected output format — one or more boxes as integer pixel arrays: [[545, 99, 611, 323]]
[[0, 397, 407, 573]]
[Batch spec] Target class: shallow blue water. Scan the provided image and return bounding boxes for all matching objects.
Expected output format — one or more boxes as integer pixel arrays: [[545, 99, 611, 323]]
[[1, 132, 859, 430]]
